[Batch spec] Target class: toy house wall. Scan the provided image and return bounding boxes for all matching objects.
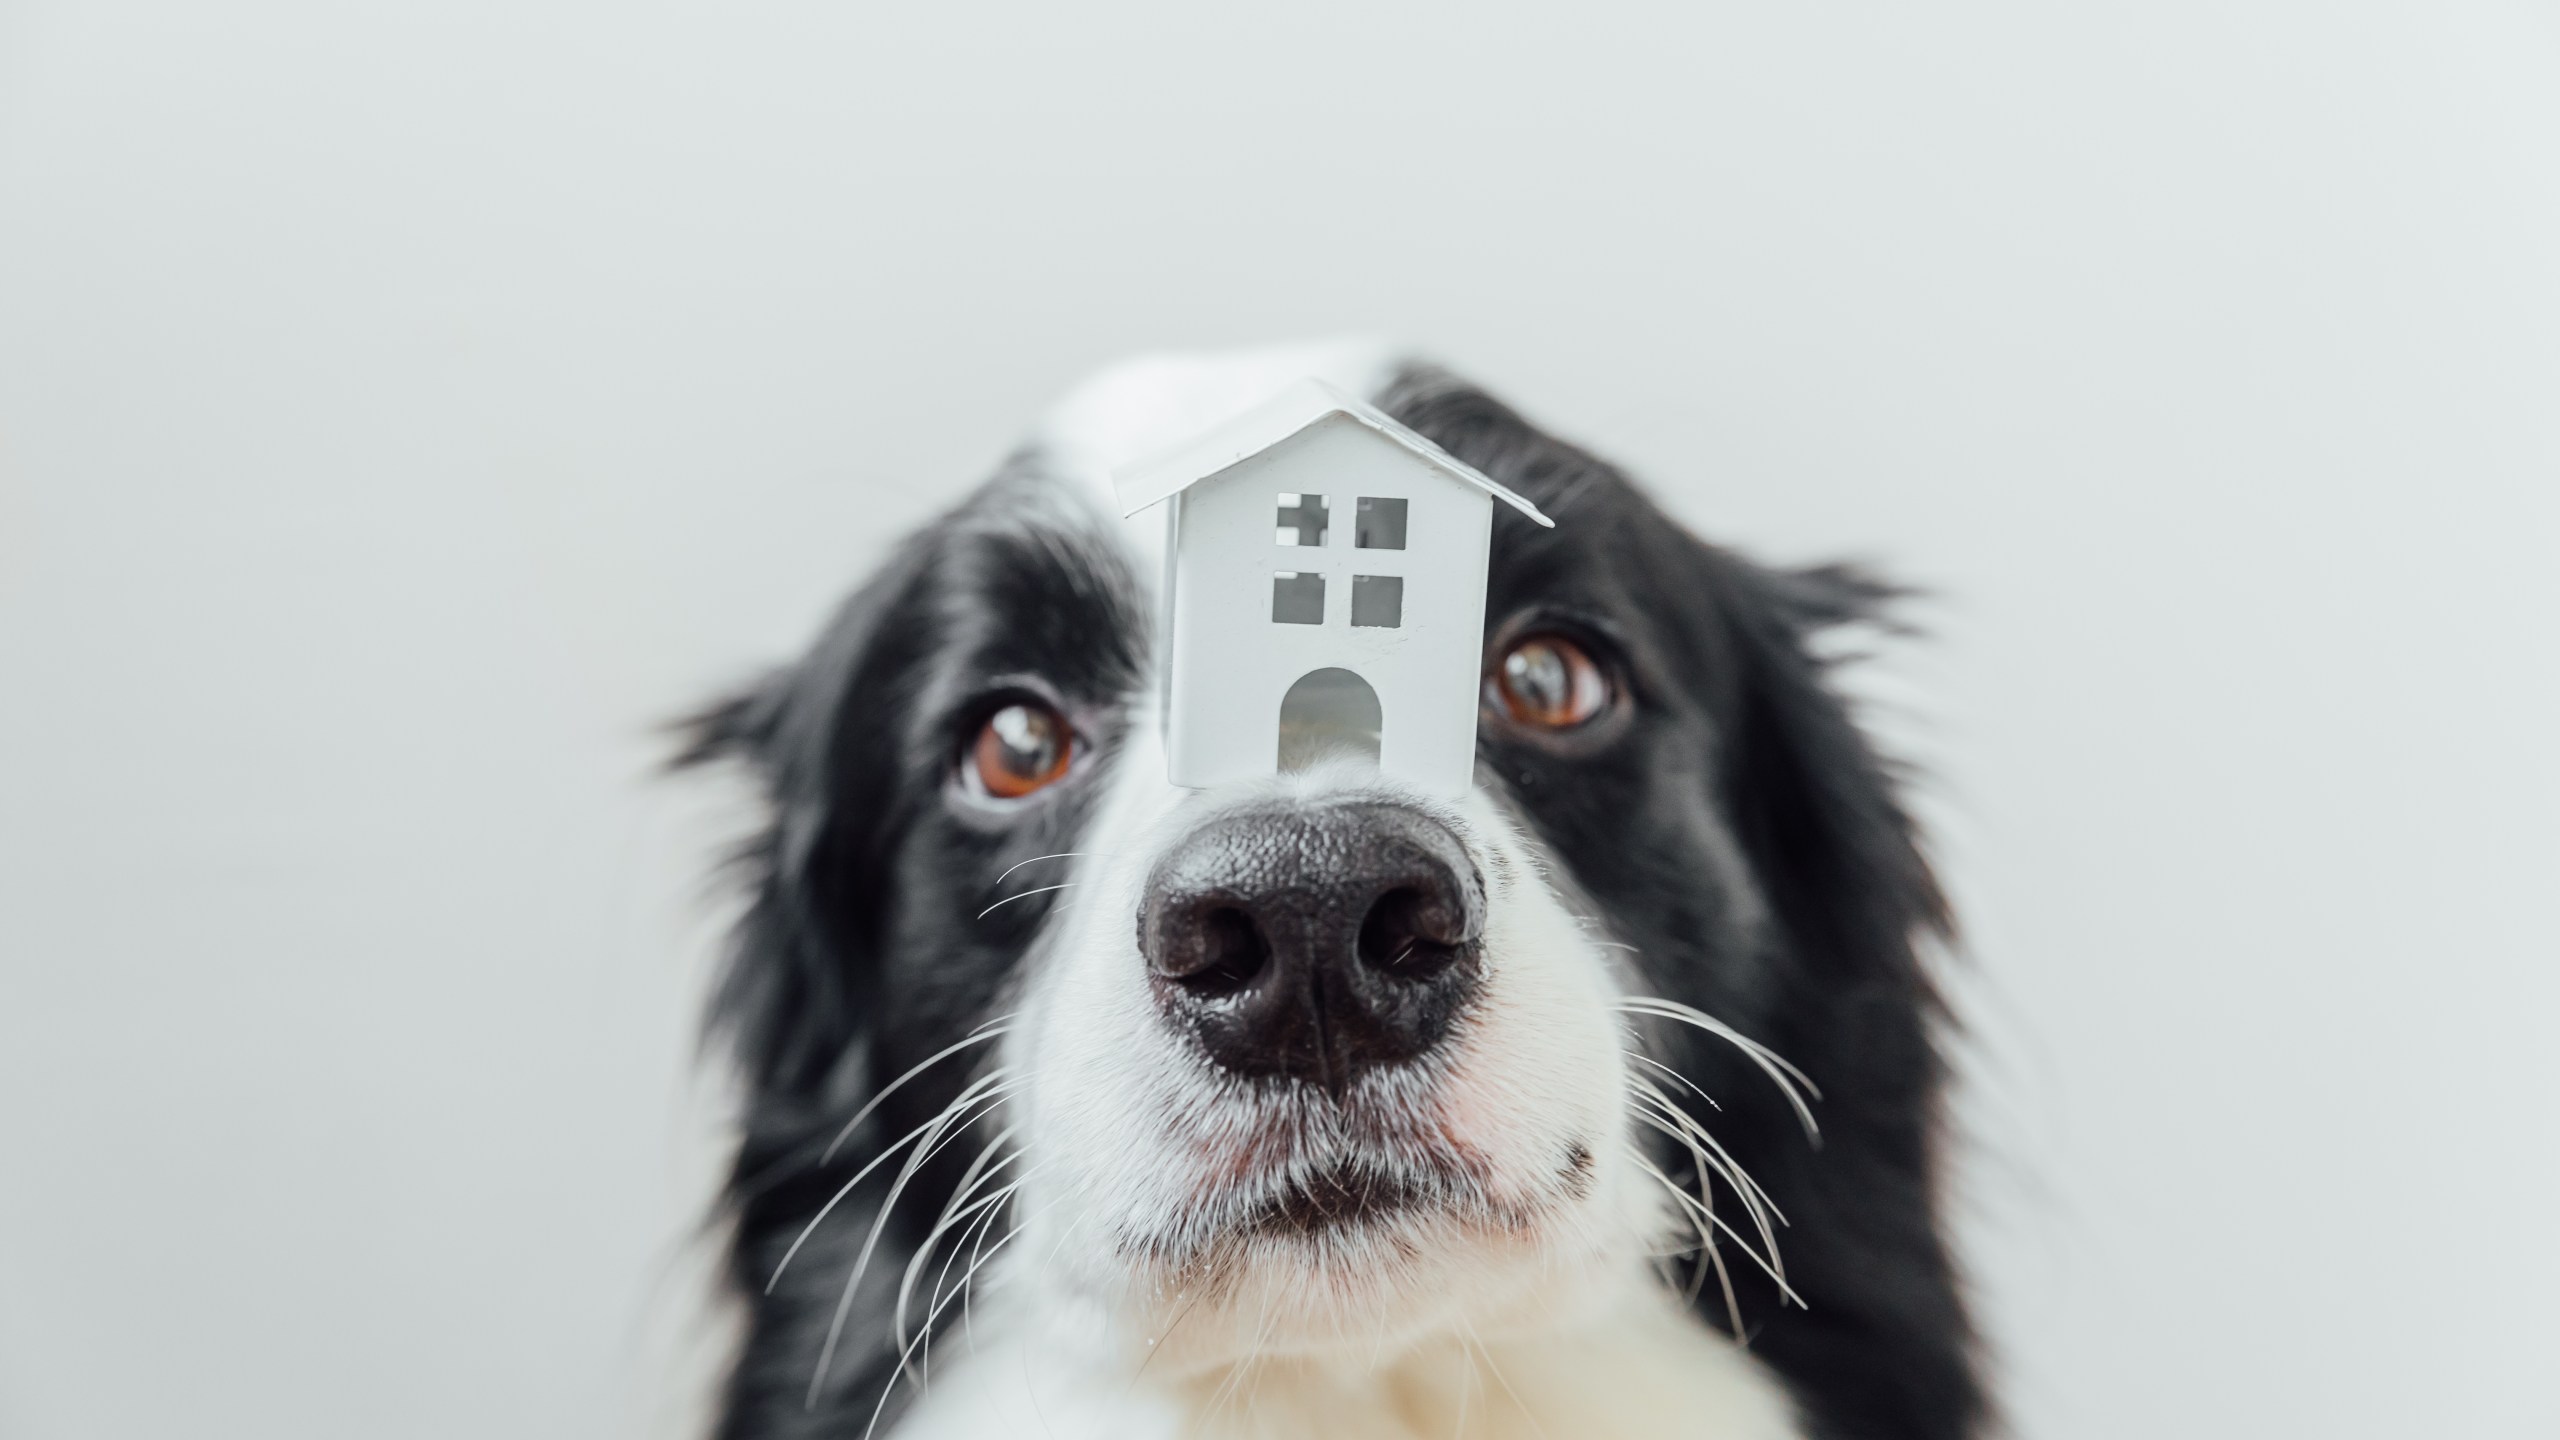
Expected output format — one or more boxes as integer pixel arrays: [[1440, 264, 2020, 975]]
[[1162, 414, 1493, 794]]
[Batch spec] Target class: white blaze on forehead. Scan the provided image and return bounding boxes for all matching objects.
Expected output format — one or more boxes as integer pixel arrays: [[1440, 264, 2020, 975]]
[[1032, 338, 1405, 577], [1036, 338, 1405, 493]]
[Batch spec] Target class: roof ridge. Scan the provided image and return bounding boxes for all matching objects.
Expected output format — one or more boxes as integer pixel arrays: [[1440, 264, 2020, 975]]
[[1110, 379, 1555, 528]]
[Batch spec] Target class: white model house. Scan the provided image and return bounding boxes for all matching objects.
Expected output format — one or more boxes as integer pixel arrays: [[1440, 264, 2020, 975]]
[[1113, 380, 1554, 795]]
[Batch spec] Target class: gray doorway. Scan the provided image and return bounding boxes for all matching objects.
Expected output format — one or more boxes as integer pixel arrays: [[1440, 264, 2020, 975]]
[[1277, 667, 1382, 772]]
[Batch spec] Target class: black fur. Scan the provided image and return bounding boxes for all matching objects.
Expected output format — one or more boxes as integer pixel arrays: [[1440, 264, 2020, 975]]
[[681, 370, 1984, 1440], [678, 468, 1148, 1437], [1382, 368, 1982, 1440]]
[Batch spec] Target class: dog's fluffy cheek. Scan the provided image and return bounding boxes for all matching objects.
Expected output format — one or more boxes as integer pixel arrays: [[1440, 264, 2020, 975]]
[[1002, 747, 1210, 1309], [1436, 801, 1633, 1210]]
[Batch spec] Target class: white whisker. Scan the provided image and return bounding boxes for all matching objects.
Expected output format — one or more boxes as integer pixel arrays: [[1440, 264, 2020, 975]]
[[1615, 996, 1821, 1142], [1633, 1103, 1785, 1273], [820, 1018, 1012, 1166], [860, 1223, 1026, 1440], [990, 851, 1088, 886], [1634, 1078, 1787, 1229], [1641, 1152, 1742, 1323], [1634, 1155, 1804, 1307], [940, 1166, 1027, 1352], [976, 883, 1074, 920], [1634, 1107, 1731, 1306], [911, 1175, 1027, 1383], [805, 1071, 1022, 1405], [774, 1067, 1014, 1293], [1628, 1050, 1723, 1111], [894, 1125, 1024, 1377]]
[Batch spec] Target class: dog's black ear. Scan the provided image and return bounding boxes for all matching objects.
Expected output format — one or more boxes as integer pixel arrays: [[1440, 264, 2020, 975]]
[[1718, 555, 1949, 956], [672, 536, 943, 1102], [671, 673, 789, 770], [1758, 560, 1916, 640]]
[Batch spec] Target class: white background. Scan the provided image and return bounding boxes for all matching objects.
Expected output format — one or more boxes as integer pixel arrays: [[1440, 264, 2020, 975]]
[[3, 3, 2554, 1437]]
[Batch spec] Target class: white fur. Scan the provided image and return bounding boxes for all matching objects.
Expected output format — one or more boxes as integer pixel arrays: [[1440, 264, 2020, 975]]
[[1035, 338, 1403, 579], [1035, 338, 1404, 499], [894, 1287, 1800, 1440], [884, 346, 1806, 1439]]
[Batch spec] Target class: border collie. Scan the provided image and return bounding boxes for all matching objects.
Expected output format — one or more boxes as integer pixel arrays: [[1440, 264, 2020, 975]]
[[677, 343, 1983, 1440]]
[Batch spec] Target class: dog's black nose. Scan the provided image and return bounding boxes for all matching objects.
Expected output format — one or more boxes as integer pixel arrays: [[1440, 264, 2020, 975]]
[[1139, 802, 1484, 1096]]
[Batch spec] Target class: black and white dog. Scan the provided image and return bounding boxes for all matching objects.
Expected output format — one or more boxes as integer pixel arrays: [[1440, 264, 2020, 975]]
[[679, 344, 1983, 1440]]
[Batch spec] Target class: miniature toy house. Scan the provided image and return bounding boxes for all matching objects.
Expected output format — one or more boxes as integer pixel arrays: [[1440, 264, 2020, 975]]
[[1113, 380, 1554, 795]]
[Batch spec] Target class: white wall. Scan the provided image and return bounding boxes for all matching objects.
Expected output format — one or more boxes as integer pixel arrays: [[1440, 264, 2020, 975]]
[[2, 2, 2553, 1436]]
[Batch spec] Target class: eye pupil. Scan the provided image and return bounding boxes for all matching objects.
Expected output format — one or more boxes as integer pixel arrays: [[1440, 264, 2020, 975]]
[[1490, 635, 1606, 729], [970, 701, 1072, 798], [1504, 644, 1571, 719], [990, 705, 1046, 766]]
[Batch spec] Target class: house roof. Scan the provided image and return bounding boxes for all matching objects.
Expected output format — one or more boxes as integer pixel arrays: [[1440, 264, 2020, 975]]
[[1110, 379, 1556, 528]]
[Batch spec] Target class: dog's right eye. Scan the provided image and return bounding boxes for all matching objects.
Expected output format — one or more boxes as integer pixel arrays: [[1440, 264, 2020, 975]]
[[1488, 635, 1611, 731], [965, 700, 1075, 800]]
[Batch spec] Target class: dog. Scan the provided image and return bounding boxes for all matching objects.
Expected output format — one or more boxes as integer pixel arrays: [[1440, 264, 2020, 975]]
[[677, 342, 1983, 1440]]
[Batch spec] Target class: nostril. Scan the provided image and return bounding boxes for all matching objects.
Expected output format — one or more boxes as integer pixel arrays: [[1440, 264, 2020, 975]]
[[1175, 905, 1270, 997], [1144, 805, 1485, 1088], [1356, 886, 1466, 979]]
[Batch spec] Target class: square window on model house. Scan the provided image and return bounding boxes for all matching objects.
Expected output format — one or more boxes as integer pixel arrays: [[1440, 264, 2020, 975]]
[[1354, 496, 1408, 550], [1350, 574, 1403, 627], [1275, 493, 1329, 547], [1272, 571, 1326, 624]]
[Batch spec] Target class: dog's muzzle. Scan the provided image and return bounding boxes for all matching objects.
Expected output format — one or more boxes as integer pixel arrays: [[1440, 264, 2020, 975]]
[[1138, 801, 1484, 1098]]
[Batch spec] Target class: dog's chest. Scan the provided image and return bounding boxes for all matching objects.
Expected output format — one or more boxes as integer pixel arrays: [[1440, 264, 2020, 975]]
[[888, 1292, 1804, 1440]]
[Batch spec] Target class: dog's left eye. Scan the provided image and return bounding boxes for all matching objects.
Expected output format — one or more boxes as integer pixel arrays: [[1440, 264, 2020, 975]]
[[965, 700, 1075, 800]]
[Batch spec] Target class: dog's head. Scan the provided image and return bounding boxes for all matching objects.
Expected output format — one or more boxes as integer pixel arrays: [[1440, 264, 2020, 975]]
[[684, 348, 1979, 1439]]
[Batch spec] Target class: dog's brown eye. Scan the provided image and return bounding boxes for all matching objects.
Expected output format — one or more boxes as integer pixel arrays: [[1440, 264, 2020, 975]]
[[967, 701, 1073, 799], [1489, 636, 1609, 730]]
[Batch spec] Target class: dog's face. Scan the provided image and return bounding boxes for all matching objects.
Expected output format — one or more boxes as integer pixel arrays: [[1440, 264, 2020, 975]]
[[689, 357, 1978, 1439], [1020, 755, 1640, 1370]]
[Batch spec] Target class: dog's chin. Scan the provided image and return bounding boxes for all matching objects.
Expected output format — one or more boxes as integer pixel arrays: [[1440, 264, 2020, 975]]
[[1103, 1102, 1621, 1374], [1241, 1161, 1459, 1237], [1117, 1207, 1620, 1377]]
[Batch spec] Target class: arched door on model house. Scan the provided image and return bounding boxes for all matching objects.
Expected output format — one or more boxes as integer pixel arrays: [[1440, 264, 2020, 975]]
[[1276, 666, 1382, 772]]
